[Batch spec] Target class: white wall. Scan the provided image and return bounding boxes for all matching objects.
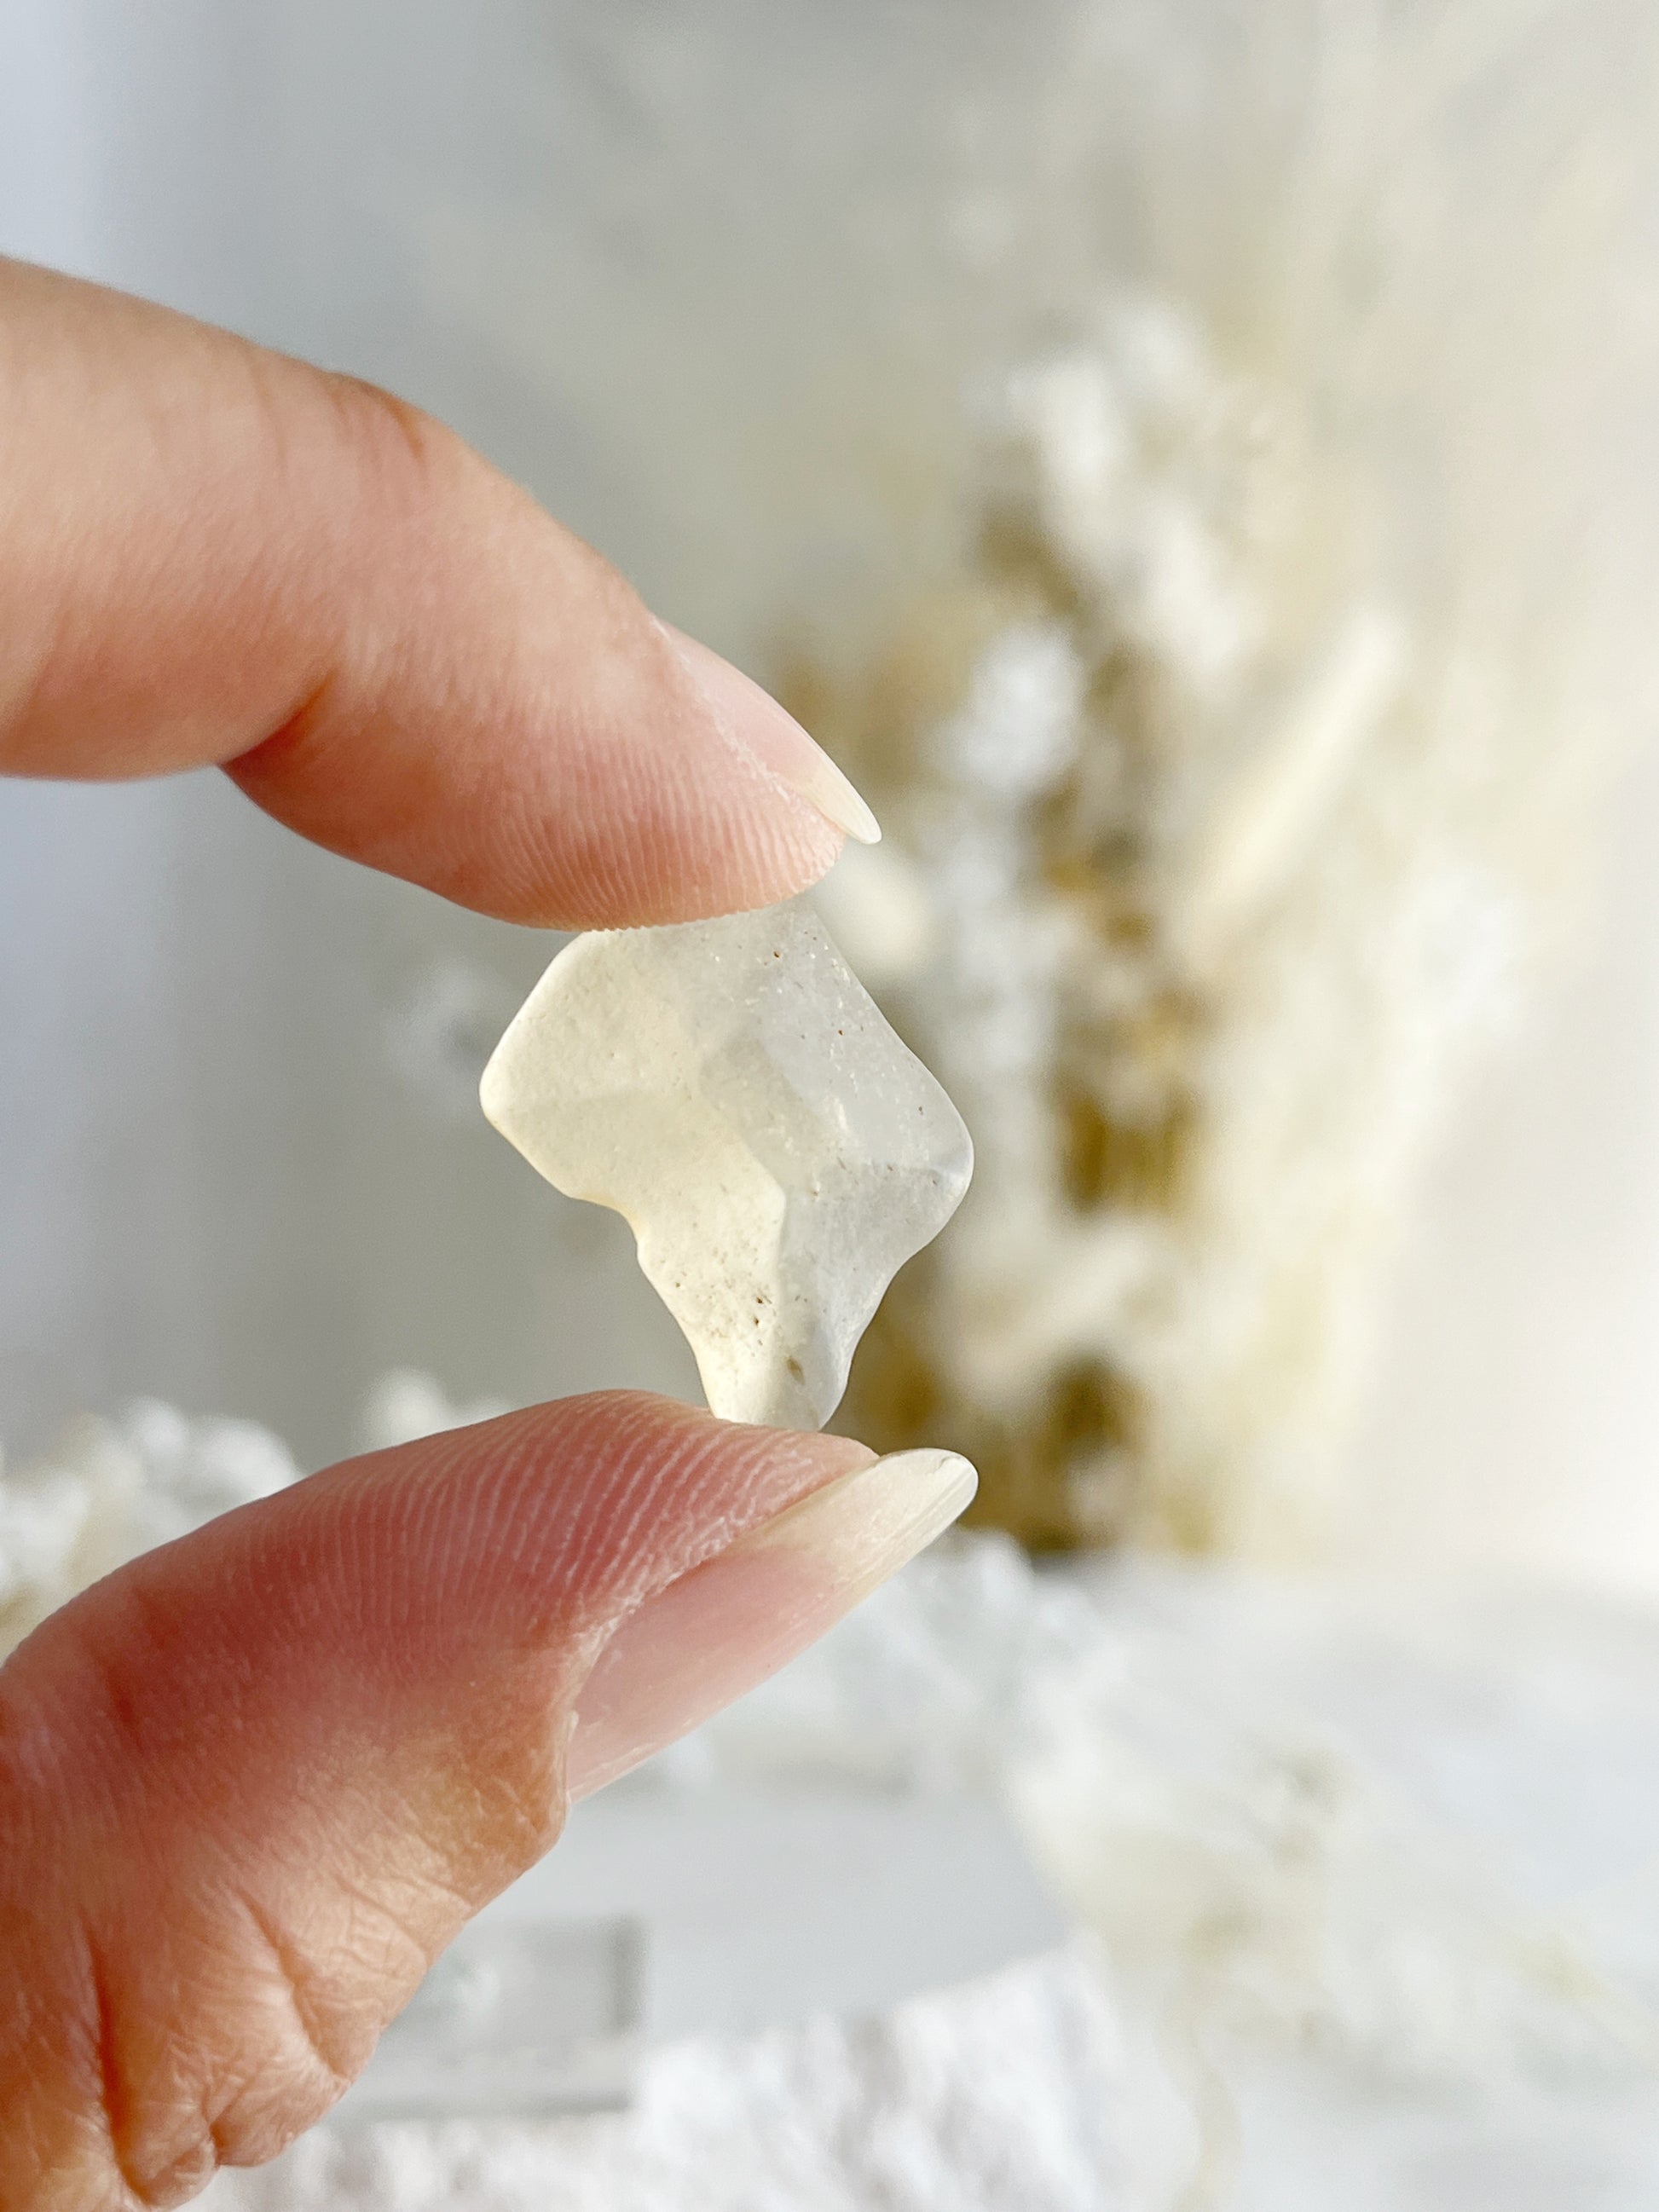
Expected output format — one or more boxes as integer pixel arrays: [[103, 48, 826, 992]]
[[3, 0, 1657, 1589], [1341, 734, 1659, 1592]]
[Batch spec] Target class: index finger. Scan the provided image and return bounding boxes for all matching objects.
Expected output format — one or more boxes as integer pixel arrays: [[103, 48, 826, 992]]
[[0, 257, 876, 927]]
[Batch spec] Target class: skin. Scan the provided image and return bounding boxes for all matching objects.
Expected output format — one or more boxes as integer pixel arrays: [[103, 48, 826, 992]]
[[0, 258, 876, 2208]]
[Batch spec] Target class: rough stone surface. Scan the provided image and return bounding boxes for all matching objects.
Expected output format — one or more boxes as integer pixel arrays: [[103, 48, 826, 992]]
[[480, 901, 973, 1429]]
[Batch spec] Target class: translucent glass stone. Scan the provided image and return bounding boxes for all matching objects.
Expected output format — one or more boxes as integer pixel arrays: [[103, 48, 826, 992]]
[[481, 900, 973, 1429]]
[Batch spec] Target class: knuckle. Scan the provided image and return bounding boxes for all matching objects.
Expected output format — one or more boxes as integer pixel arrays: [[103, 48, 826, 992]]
[[320, 371, 465, 514]]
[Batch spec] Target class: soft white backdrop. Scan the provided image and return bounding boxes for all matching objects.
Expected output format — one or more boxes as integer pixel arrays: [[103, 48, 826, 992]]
[[3, 0, 1656, 1584]]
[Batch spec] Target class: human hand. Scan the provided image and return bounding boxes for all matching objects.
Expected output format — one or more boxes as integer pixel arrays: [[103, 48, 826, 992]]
[[0, 259, 974, 2208]]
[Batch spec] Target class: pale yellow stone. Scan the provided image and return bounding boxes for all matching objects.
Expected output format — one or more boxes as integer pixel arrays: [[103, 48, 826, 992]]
[[481, 900, 973, 1429]]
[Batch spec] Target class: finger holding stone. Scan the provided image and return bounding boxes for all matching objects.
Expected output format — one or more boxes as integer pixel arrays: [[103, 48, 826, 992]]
[[0, 1395, 973, 2207], [0, 255, 876, 927]]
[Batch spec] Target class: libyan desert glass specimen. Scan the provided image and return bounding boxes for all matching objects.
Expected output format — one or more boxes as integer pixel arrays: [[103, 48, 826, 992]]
[[481, 899, 973, 1430]]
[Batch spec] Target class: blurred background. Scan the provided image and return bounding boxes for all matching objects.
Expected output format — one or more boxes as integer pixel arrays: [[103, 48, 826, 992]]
[[7, 3, 1659, 2205]]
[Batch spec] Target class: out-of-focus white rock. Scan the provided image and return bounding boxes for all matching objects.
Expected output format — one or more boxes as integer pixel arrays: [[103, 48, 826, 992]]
[[358, 1370, 512, 1454], [0, 1400, 301, 1657], [480, 900, 973, 1430], [0, 1373, 524, 1660]]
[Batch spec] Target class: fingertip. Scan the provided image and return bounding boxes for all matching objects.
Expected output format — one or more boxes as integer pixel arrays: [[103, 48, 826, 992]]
[[659, 624, 881, 850], [0, 261, 858, 927], [565, 1443, 971, 1799], [220, 465, 853, 928], [0, 1395, 874, 2201]]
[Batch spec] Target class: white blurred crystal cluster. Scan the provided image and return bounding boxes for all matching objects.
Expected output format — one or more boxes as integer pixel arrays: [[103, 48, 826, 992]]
[[665, 1539, 1659, 2206], [818, 0, 1659, 1554], [690, 1537, 1659, 2099], [0, 1400, 300, 1655], [0, 1374, 502, 1660]]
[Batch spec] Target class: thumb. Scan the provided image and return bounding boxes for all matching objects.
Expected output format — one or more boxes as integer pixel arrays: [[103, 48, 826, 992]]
[[0, 1394, 974, 2209]]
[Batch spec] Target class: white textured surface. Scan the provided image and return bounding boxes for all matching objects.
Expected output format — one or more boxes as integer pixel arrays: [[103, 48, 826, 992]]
[[480, 904, 971, 1429], [212, 1948, 1133, 2212]]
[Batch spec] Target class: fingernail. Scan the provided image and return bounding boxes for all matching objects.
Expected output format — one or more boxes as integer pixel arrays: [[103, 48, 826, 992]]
[[564, 1448, 975, 1799], [661, 621, 882, 846]]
